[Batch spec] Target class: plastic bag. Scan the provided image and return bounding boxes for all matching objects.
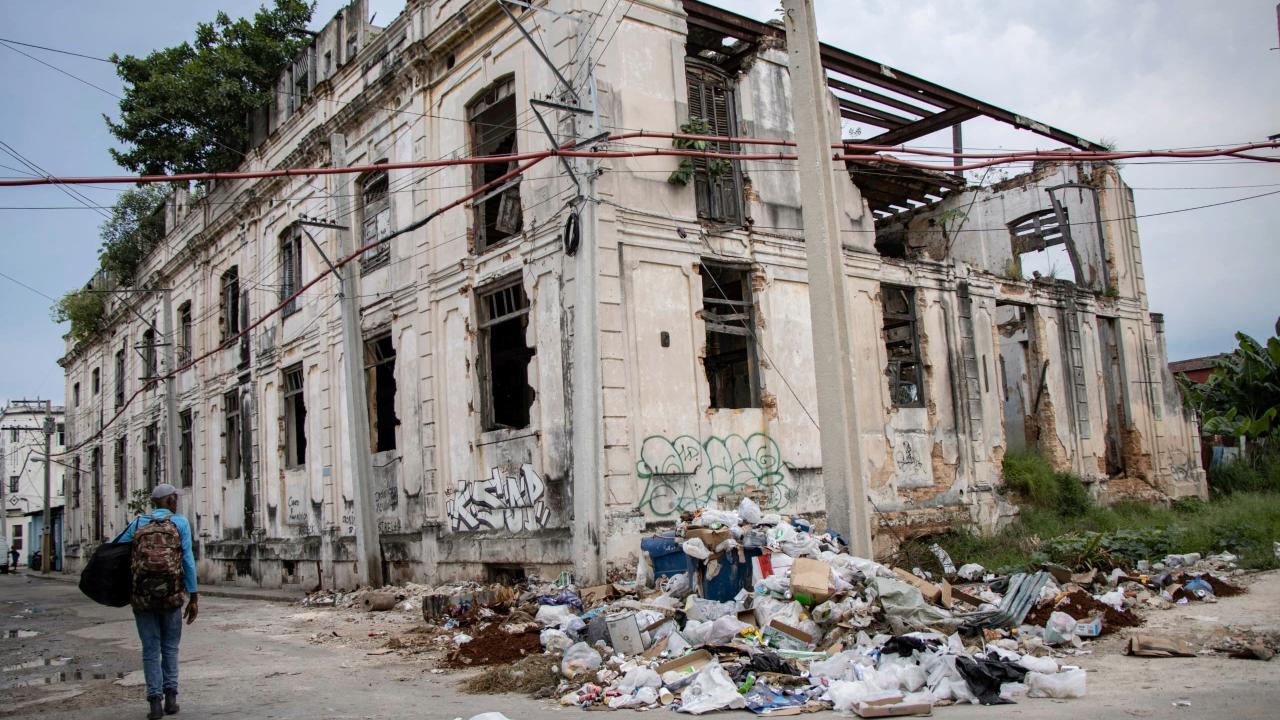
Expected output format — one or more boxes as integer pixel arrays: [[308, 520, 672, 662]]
[[693, 509, 741, 528], [705, 615, 752, 645], [827, 680, 901, 713], [618, 666, 662, 692], [536, 604, 576, 628], [1043, 611, 1077, 645], [810, 650, 862, 682], [1025, 669, 1087, 699], [681, 619, 712, 647], [609, 686, 658, 708], [560, 642, 602, 678], [957, 563, 985, 581], [678, 662, 747, 714], [1016, 653, 1058, 674], [739, 498, 764, 525], [1096, 590, 1126, 611], [682, 538, 711, 560], [541, 628, 572, 653], [686, 597, 737, 622]]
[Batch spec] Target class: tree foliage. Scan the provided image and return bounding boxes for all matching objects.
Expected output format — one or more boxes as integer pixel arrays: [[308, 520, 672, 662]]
[[98, 184, 170, 286], [51, 286, 107, 345], [105, 1, 314, 175], [1179, 319, 1280, 439]]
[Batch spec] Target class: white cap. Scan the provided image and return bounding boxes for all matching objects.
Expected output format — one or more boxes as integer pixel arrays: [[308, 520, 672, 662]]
[[151, 483, 181, 500]]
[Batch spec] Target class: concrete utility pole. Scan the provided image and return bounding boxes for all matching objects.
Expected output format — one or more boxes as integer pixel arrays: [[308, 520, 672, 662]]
[[162, 289, 180, 487], [781, 0, 874, 557], [41, 401, 53, 573], [330, 133, 384, 588]]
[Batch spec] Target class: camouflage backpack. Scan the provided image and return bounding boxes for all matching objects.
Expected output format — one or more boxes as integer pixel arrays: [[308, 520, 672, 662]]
[[130, 517, 185, 611]]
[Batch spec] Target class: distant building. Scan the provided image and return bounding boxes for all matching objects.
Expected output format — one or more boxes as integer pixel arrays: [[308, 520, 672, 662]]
[[1169, 354, 1227, 385], [0, 401, 66, 567]]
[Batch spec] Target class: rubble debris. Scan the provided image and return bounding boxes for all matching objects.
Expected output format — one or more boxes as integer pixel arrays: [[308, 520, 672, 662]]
[[444, 625, 541, 668], [1024, 589, 1142, 635], [461, 653, 561, 695], [361, 591, 399, 612], [1124, 635, 1197, 658]]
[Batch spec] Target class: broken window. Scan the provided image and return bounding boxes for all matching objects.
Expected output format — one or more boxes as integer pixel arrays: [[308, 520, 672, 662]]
[[179, 409, 193, 487], [359, 171, 391, 271], [1009, 208, 1072, 281], [114, 343, 126, 408], [280, 226, 303, 314], [478, 278, 535, 430], [142, 327, 157, 385], [73, 383, 80, 407], [92, 367, 100, 395], [143, 422, 159, 489], [8, 476, 17, 494], [178, 301, 192, 362], [114, 436, 127, 499], [57, 423, 64, 447], [881, 285, 924, 408], [72, 457, 81, 508], [224, 390, 241, 479], [468, 75, 522, 251], [364, 333, 399, 452], [221, 267, 240, 340], [686, 61, 742, 224], [701, 262, 761, 409], [282, 364, 307, 468]]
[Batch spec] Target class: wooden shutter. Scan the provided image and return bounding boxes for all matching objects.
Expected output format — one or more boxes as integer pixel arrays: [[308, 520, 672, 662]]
[[686, 62, 740, 223]]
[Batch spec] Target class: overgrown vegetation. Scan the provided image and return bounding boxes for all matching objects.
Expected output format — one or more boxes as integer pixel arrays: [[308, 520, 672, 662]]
[[667, 117, 732, 186], [1178, 320, 1280, 441], [106, 0, 314, 174], [900, 451, 1280, 575], [50, 185, 170, 343]]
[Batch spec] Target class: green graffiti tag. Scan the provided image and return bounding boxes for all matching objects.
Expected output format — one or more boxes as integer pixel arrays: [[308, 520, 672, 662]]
[[635, 433, 793, 516]]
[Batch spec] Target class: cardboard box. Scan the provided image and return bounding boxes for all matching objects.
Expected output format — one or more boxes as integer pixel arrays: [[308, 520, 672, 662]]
[[656, 649, 713, 677], [791, 558, 832, 604], [685, 527, 732, 555], [892, 568, 942, 605], [764, 619, 815, 651], [580, 584, 615, 606]]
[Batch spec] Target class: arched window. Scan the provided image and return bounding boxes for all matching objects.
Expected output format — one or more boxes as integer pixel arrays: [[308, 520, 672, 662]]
[[359, 170, 391, 271]]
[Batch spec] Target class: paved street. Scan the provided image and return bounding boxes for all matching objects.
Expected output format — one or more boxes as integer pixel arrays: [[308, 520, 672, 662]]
[[2, 571, 1279, 719]]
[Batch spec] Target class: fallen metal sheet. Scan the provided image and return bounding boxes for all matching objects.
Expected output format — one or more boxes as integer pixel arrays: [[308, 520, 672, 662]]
[[959, 571, 1051, 629]]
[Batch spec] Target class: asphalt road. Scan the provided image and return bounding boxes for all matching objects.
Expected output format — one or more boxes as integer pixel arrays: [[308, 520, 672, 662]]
[[2, 571, 1279, 719]]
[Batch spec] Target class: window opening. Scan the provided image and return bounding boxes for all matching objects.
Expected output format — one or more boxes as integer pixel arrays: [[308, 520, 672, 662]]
[[882, 285, 924, 407], [221, 267, 240, 339], [282, 364, 307, 468], [142, 327, 157, 385], [56, 423, 64, 447], [114, 436, 127, 499], [686, 61, 742, 224], [224, 390, 241, 479], [359, 172, 391, 271], [72, 457, 81, 508], [701, 262, 760, 409], [143, 422, 159, 489], [73, 383, 80, 407], [92, 367, 100, 395], [114, 344, 126, 408], [478, 279, 535, 430], [178, 301, 192, 362], [468, 76, 522, 251], [7, 476, 16, 494], [1010, 207, 1073, 281], [364, 334, 399, 452], [179, 409, 193, 487], [280, 226, 303, 314]]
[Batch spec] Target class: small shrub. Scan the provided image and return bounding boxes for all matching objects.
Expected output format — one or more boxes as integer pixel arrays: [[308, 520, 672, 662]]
[[1054, 471, 1091, 517], [1209, 452, 1280, 496], [1001, 451, 1090, 516]]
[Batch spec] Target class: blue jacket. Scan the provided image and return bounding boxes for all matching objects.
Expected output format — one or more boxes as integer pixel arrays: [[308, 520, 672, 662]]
[[119, 509, 198, 595]]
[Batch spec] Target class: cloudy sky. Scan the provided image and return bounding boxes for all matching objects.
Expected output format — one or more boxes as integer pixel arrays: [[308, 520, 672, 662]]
[[0, 0, 1277, 406]]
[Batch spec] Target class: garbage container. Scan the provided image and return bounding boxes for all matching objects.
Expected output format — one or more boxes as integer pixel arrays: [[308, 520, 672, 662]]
[[641, 535, 693, 579], [696, 546, 762, 602]]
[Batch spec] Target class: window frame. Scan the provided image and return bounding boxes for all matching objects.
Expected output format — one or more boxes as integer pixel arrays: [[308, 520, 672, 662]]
[[700, 261, 762, 409], [179, 409, 193, 488], [280, 225, 304, 316], [114, 343, 126, 408], [685, 59, 743, 225], [224, 390, 242, 479], [476, 276, 536, 431], [143, 422, 159, 489], [142, 327, 158, 386], [881, 284, 925, 408], [220, 267, 241, 341], [358, 171, 392, 272], [363, 332, 399, 453], [114, 436, 127, 499], [177, 301, 193, 362], [467, 75, 523, 252], [282, 364, 307, 469]]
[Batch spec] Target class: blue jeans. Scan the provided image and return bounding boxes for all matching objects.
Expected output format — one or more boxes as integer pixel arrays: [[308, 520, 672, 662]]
[[134, 607, 183, 699]]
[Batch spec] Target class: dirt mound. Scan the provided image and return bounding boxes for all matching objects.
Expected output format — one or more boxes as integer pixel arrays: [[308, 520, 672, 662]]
[[460, 653, 561, 695], [442, 624, 542, 668], [1025, 589, 1142, 634], [1201, 574, 1245, 597]]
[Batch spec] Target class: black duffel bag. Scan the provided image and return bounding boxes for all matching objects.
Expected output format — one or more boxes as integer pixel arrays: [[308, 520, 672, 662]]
[[79, 520, 139, 608]]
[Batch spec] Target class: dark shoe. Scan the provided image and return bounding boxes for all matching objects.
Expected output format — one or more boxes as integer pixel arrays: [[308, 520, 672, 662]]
[[164, 689, 180, 715], [148, 696, 164, 720]]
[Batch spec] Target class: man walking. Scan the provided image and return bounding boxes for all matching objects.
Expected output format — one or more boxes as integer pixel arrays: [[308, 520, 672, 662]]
[[119, 483, 198, 719]]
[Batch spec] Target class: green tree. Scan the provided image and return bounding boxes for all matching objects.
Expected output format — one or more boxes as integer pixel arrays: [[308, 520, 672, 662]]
[[1179, 319, 1280, 439], [105, 0, 314, 175], [51, 286, 107, 345], [98, 184, 170, 286]]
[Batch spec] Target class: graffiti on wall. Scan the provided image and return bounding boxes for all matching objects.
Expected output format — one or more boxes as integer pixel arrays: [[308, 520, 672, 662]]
[[635, 433, 793, 516], [447, 464, 551, 532]]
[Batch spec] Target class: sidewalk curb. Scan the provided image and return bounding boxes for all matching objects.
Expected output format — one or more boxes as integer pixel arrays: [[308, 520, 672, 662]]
[[22, 570, 303, 604]]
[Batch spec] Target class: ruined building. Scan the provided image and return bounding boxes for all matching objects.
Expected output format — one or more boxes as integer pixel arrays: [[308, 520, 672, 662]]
[[58, 0, 1204, 589]]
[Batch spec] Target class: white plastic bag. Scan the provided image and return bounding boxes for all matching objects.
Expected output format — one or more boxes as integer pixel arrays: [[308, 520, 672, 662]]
[[685, 597, 736, 623], [956, 563, 985, 580], [536, 603, 576, 627], [1026, 669, 1087, 699], [560, 641, 602, 678], [705, 615, 751, 645], [618, 666, 662, 692], [681, 619, 712, 647], [828, 680, 901, 713], [693, 509, 741, 528], [678, 662, 747, 714], [540, 628, 572, 653], [739, 498, 763, 525], [810, 650, 862, 682], [682, 537, 711, 560], [1044, 610, 1078, 645], [1096, 590, 1126, 611], [1017, 653, 1059, 674]]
